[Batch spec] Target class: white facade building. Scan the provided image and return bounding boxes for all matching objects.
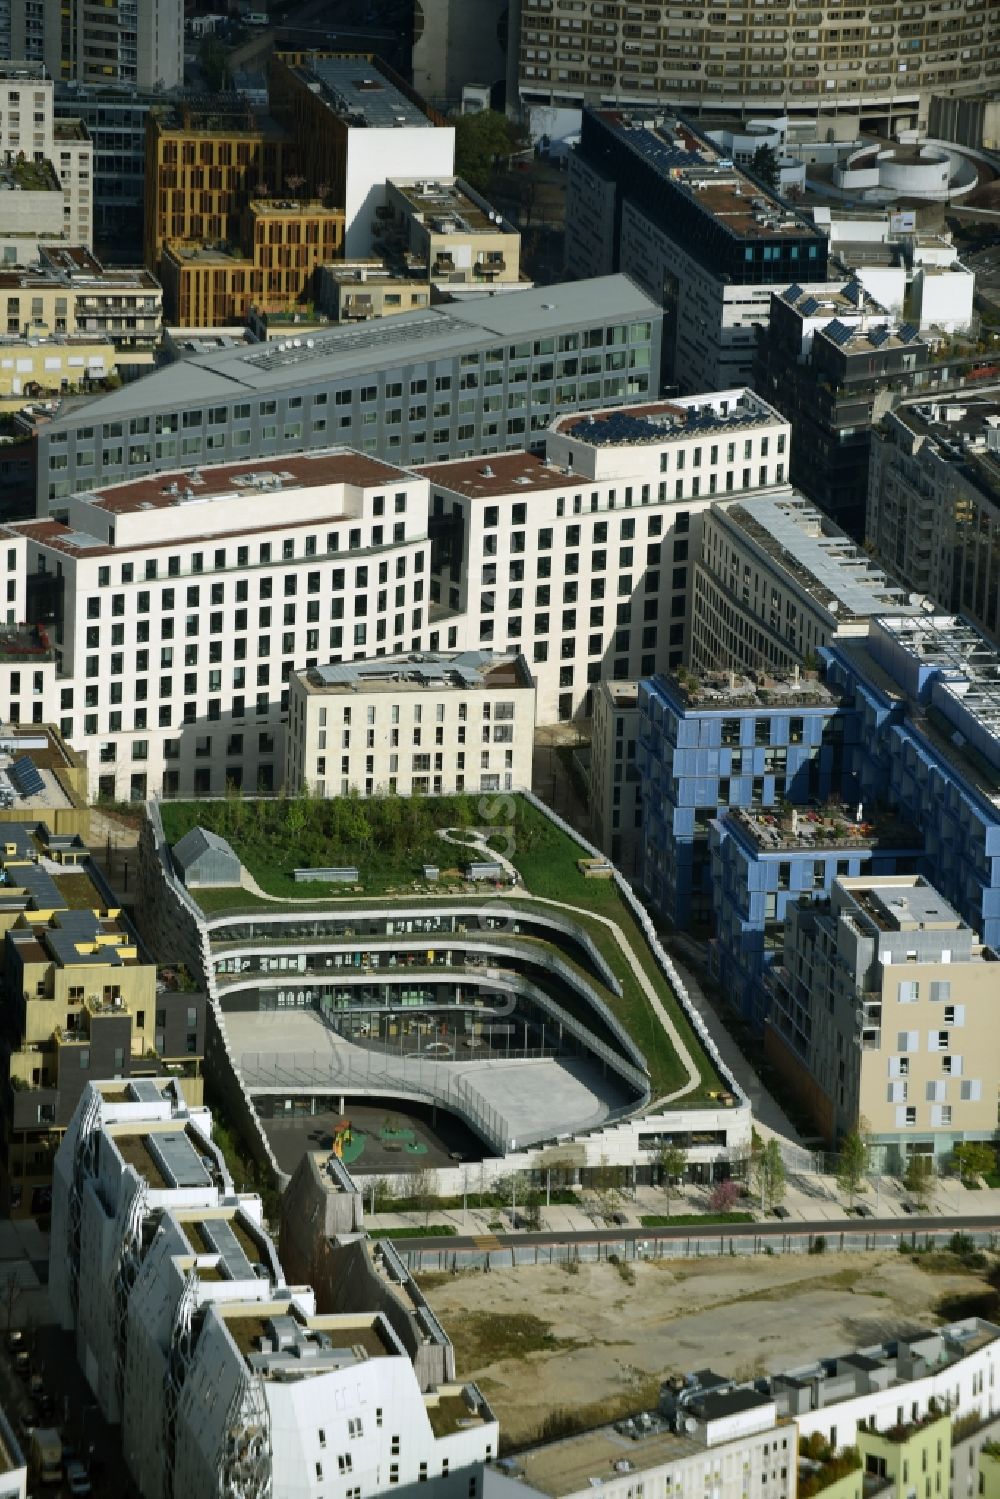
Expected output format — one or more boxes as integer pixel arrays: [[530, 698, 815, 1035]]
[[50, 1079, 498, 1499], [0, 62, 92, 251], [18, 451, 432, 800], [421, 389, 791, 722], [287, 650, 536, 799], [12, 393, 793, 793]]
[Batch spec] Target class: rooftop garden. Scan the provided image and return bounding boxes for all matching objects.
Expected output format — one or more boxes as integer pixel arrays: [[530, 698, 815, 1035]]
[[157, 793, 728, 1102], [798, 1435, 862, 1498]]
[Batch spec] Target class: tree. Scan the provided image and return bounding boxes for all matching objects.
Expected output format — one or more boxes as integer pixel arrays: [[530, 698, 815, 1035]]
[[751, 1138, 786, 1212], [836, 1130, 870, 1207], [708, 1179, 742, 1213], [592, 1154, 626, 1221], [407, 1165, 438, 1227], [198, 35, 230, 92], [750, 143, 780, 193], [452, 109, 524, 191], [658, 1143, 687, 1218], [954, 1141, 996, 1186], [902, 1154, 936, 1207]]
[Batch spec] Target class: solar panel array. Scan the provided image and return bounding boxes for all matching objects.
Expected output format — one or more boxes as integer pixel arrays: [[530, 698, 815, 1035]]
[[782, 283, 803, 304], [799, 296, 820, 317], [843, 281, 865, 306], [899, 323, 920, 344], [625, 128, 704, 175], [824, 319, 855, 348], [868, 326, 891, 349], [10, 756, 43, 798], [570, 402, 775, 448]]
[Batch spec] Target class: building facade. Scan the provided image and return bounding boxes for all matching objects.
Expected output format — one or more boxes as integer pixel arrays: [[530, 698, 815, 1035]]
[[512, 0, 1000, 136], [566, 106, 829, 391], [50, 1079, 498, 1498], [382, 178, 521, 293], [421, 388, 789, 722], [691, 489, 914, 676], [589, 679, 641, 871], [638, 670, 842, 934], [34, 276, 663, 512], [0, 62, 92, 252], [269, 53, 455, 259], [18, 450, 432, 800], [317, 262, 431, 323], [768, 874, 1000, 1160], [286, 650, 536, 799], [8, 0, 182, 90], [0, 245, 161, 368], [867, 395, 1000, 642]]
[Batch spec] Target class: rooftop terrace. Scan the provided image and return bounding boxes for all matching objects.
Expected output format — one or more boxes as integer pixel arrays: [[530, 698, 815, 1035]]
[[596, 108, 823, 244], [663, 667, 837, 711], [727, 803, 921, 855], [391, 177, 513, 236]]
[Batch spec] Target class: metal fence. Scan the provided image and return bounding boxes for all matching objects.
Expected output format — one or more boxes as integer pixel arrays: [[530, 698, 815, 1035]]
[[392, 1225, 1000, 1273]]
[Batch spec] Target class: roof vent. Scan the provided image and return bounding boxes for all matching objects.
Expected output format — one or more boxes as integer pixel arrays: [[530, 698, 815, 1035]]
[[480, 464, 495, 478]]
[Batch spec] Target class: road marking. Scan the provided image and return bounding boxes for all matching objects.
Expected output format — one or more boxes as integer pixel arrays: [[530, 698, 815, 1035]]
[[473, 1234, 502, 1251]]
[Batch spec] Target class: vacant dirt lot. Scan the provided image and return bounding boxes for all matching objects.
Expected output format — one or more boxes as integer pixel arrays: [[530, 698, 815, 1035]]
[[419, 1251, 991, 1446]]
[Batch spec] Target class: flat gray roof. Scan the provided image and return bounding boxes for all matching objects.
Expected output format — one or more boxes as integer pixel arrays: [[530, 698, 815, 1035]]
[[42, 276, 658, 427], [716, 491, 915, 620], [304, 57, 430, 130]]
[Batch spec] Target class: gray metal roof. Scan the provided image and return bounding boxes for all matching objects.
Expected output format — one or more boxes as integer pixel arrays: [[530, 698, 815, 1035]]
[[718, 491, 914, 620], [305, 57, 431, 130], [42, 277, 659, 426], [147, 1131, 212, 1190], [172, 826, 239, 871]]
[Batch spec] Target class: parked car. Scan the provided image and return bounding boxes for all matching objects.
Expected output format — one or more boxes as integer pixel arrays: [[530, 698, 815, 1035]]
[[66, 1459, 92, 1496], [13, 1349, 29, 1375], [5, 1329, 24, 1353]]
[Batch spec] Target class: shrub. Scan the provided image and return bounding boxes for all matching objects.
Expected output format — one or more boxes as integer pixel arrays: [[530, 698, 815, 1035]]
[[709, 1179, 742, 1213], [809, 1235, 827, 1255]]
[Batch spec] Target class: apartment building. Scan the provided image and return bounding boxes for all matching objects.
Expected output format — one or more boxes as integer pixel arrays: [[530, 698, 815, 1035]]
[[0, 62, 92, 252], [691, 489, 916, 676], [589, 678, 641, 870], [143, 102, 294, 272], [286, 650, 536, 799], [487, 1379, 794, 1499], [867, 396, 1000, 641], [821, 615, 1000, 958], [17, 450, 432, 800], [269, 53, 455, 257], [54, 82, 167, 250], [34, 276, 662, 510], [422, 388, 790, 722], [317, 261, 432, 323], [0, 331, 115, 404], [768, 874, 999, 1160], [141, 101, 345, 324], [50, 1080, 498, 1497], [158, 197, 345, 327], [637, 669, 842, 934], [0, 245, 161, 366], [382, 178, 521, 293], [512, 0, 1000, 135], [8, 0, 182, 90], [0, 820, 205, 1214], [709, 802, 921, 1029], [566, 107, 829, 391]]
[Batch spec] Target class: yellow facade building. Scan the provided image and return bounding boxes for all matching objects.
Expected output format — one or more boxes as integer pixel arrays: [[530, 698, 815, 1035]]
[[0, 820, 206, 1215]]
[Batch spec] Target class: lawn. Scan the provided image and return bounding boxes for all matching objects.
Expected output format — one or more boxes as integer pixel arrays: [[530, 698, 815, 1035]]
[[638, 1212, 755, 1227], [162, 793, 728, 1100]]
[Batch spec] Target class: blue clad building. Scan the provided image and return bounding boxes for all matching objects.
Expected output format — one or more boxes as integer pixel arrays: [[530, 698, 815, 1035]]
[[708, 806, 921, 1027], [823, 614, 1000, 954], [637, 670, 842, 930], [638, 614, 1000, 1028]]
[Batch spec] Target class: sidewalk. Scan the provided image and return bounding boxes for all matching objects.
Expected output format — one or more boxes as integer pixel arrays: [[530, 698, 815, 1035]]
[[362, 1172, 1000, 1238]]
